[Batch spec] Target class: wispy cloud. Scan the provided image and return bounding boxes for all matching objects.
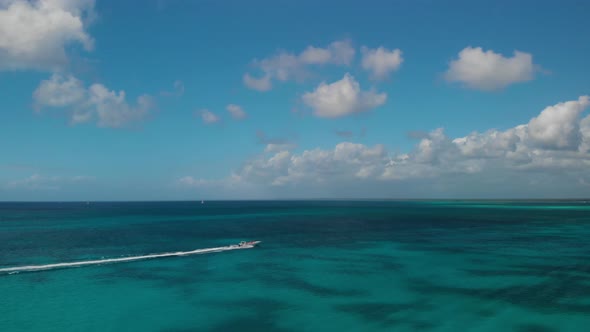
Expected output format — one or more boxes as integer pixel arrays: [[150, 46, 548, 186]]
[[226, 104, 247, 120], [199, 109, 221, 124], [5, 174, 95, 191], [255, 130, 297, 152], [243, 40, 355, 91], [160, 80, 185, 97]]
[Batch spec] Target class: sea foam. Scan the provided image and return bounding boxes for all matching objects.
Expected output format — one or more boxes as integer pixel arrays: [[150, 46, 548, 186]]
[[0, 244, 254, 274]]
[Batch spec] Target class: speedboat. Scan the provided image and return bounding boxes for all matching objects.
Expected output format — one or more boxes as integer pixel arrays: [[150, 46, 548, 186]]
[[238, 241, 261, 247]]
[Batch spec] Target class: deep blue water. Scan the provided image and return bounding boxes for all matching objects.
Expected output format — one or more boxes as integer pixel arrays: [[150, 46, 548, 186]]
[[1, 201, 590, 331]]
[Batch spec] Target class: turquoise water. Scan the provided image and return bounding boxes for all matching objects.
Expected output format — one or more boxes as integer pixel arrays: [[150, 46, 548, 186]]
[[1, 201, 590, 331]]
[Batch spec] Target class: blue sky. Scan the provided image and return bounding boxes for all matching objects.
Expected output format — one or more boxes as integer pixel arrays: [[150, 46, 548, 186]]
[[1, 0, 589, 200]]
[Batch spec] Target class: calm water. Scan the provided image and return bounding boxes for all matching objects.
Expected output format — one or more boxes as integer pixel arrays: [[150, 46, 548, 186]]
[[1, 201, 590, 331]]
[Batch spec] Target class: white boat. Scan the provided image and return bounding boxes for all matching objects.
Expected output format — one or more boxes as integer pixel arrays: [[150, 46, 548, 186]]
[[230, 241, 261, 248]]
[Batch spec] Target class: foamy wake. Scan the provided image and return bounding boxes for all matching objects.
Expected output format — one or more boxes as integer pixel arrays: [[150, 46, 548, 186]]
[[0, 244, 255, 274]]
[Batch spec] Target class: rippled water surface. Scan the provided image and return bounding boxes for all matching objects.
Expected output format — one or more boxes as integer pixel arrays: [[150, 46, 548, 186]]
[[1, 201, 589, 331]]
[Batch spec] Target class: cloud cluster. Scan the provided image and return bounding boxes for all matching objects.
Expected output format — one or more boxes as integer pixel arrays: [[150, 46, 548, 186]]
[[245, 42, 540, 93], [0, 1, 159, 129], [243, 40, 355, 91], [34, 74, 155, 128], [445, 47, 536, 90], [181, 96, 590, 196], [302, 73, 387, 118], [0, 0, 95, 71], [245, 43, 541, 120]]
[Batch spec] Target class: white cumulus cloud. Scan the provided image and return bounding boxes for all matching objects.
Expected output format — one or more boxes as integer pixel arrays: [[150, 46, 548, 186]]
[[361, 46, 403, 80], [302, 73, 387, 118], [580, 113, 590, 153], [445, 47, 536, 90], [0, 0, 95, 71], [33, 74, 155, 128], [527, 96, 590, 150], [243, 40, 355, 91]]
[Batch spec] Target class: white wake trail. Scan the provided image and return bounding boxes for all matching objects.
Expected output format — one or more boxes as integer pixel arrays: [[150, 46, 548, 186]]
[[0, 244, 255, 274]]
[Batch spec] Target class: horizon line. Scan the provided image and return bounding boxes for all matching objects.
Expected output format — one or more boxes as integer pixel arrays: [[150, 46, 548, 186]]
[[1, 198, 590, 203]]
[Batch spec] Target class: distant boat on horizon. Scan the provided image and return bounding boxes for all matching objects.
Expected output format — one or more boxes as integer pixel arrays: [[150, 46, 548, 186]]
[[201, 200, 204, 204]]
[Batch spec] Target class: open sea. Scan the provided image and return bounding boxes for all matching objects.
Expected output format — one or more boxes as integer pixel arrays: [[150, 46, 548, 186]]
[[1, 200, 590, 332]]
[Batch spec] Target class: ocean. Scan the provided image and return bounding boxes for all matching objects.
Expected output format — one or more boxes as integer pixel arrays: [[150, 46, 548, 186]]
[[1, 200, 589, 331]]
